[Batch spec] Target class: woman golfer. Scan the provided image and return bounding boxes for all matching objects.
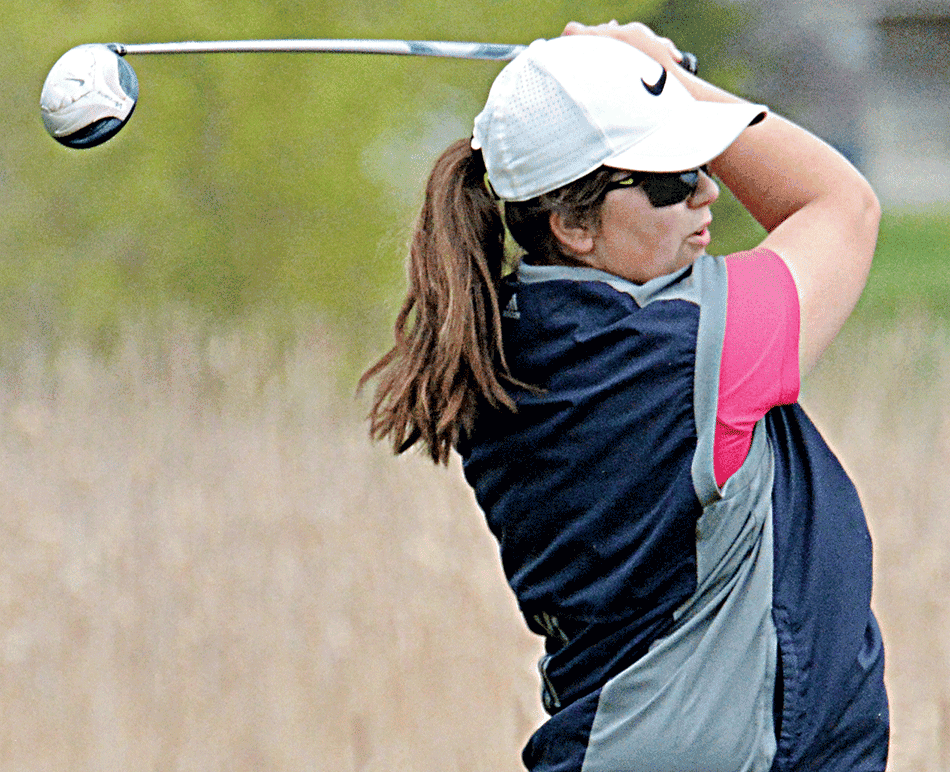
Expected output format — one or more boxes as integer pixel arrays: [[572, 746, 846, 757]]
[[363, 21, 888, 772]]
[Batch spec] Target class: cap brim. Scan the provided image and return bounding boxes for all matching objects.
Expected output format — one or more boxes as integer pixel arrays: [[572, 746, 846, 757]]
[[604, 101, 768, 173]]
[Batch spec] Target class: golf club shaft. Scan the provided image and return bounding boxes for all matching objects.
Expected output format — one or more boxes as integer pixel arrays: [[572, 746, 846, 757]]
[[108, 39, 527, 61]]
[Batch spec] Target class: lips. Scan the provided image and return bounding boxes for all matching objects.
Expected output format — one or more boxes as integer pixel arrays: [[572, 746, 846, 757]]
[[689, 220, 712, 247]]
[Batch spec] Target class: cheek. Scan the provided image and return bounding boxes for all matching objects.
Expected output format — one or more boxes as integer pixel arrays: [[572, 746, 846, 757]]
[[621, 212, 676, 254], [650, 210, 690, 252], [600, 197, 655, 248]]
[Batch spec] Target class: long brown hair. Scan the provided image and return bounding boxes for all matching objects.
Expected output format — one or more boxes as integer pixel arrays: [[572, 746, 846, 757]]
[[361, 138, 619, 464]]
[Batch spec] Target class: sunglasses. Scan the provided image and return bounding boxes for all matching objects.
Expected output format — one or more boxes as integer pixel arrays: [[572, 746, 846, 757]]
[[604, 165, 710, 207]]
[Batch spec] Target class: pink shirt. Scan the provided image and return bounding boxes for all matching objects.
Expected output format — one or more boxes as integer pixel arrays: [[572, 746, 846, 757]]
[[715, 249, 801, 487]]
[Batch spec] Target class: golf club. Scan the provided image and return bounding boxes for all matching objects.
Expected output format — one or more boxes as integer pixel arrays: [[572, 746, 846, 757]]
[[107, 39, 528, 59], [39, 37, 698, 150]]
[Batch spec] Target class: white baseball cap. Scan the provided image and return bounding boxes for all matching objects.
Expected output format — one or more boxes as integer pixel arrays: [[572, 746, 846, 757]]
[[472, 35, 767, 201]]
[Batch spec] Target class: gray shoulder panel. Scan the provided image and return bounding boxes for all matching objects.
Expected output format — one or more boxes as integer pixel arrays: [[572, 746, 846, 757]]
[[689, 255, 730, 506], [516, 261, 699, 307]]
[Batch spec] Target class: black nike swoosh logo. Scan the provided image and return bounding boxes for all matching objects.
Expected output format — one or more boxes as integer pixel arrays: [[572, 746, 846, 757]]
[[641, 67, 667, 96]]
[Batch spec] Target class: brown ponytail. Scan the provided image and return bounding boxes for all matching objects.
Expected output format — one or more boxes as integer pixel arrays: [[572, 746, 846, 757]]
[[360, 138, 516, 465]]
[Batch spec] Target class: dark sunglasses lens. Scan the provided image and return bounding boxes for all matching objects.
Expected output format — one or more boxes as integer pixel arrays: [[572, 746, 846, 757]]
[[641, 168, 703, 207]]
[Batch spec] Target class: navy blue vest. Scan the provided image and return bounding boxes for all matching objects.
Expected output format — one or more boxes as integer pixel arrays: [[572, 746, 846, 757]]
[[459, 257, 888, 772]]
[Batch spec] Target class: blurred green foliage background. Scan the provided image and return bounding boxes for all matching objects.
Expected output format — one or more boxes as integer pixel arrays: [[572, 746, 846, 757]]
[[3, 0, 948, 358]]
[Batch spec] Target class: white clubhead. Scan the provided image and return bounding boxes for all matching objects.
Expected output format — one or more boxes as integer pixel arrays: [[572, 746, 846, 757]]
[[40, 44, 139, 149]]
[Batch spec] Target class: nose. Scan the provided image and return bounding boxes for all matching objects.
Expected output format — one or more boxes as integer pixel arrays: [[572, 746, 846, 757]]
[[690, 168, 719, 207]]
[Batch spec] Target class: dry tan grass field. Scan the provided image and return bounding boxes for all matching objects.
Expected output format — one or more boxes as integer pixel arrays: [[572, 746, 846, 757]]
[[0, 312, 946, 771]]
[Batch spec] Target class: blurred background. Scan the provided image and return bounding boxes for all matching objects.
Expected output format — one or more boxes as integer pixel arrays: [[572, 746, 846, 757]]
[[2, 0, 948, 769]]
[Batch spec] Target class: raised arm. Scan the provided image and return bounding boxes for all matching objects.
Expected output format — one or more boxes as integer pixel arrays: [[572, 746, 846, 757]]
[[562, 21, 880, 376]]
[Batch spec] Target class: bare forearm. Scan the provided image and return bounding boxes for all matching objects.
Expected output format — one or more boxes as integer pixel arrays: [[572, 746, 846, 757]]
[[562, 21, 877, 234], [691, 86, 876, 235], [656, 55, 878, 237], [561, 20, 881, 375]]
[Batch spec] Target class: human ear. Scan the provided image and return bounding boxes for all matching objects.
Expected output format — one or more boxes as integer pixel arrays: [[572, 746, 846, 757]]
[[549, 211, 595, 256]]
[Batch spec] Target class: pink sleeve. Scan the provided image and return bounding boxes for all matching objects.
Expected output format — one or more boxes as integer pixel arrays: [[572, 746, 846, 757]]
[[714, 249, 801, 487]]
